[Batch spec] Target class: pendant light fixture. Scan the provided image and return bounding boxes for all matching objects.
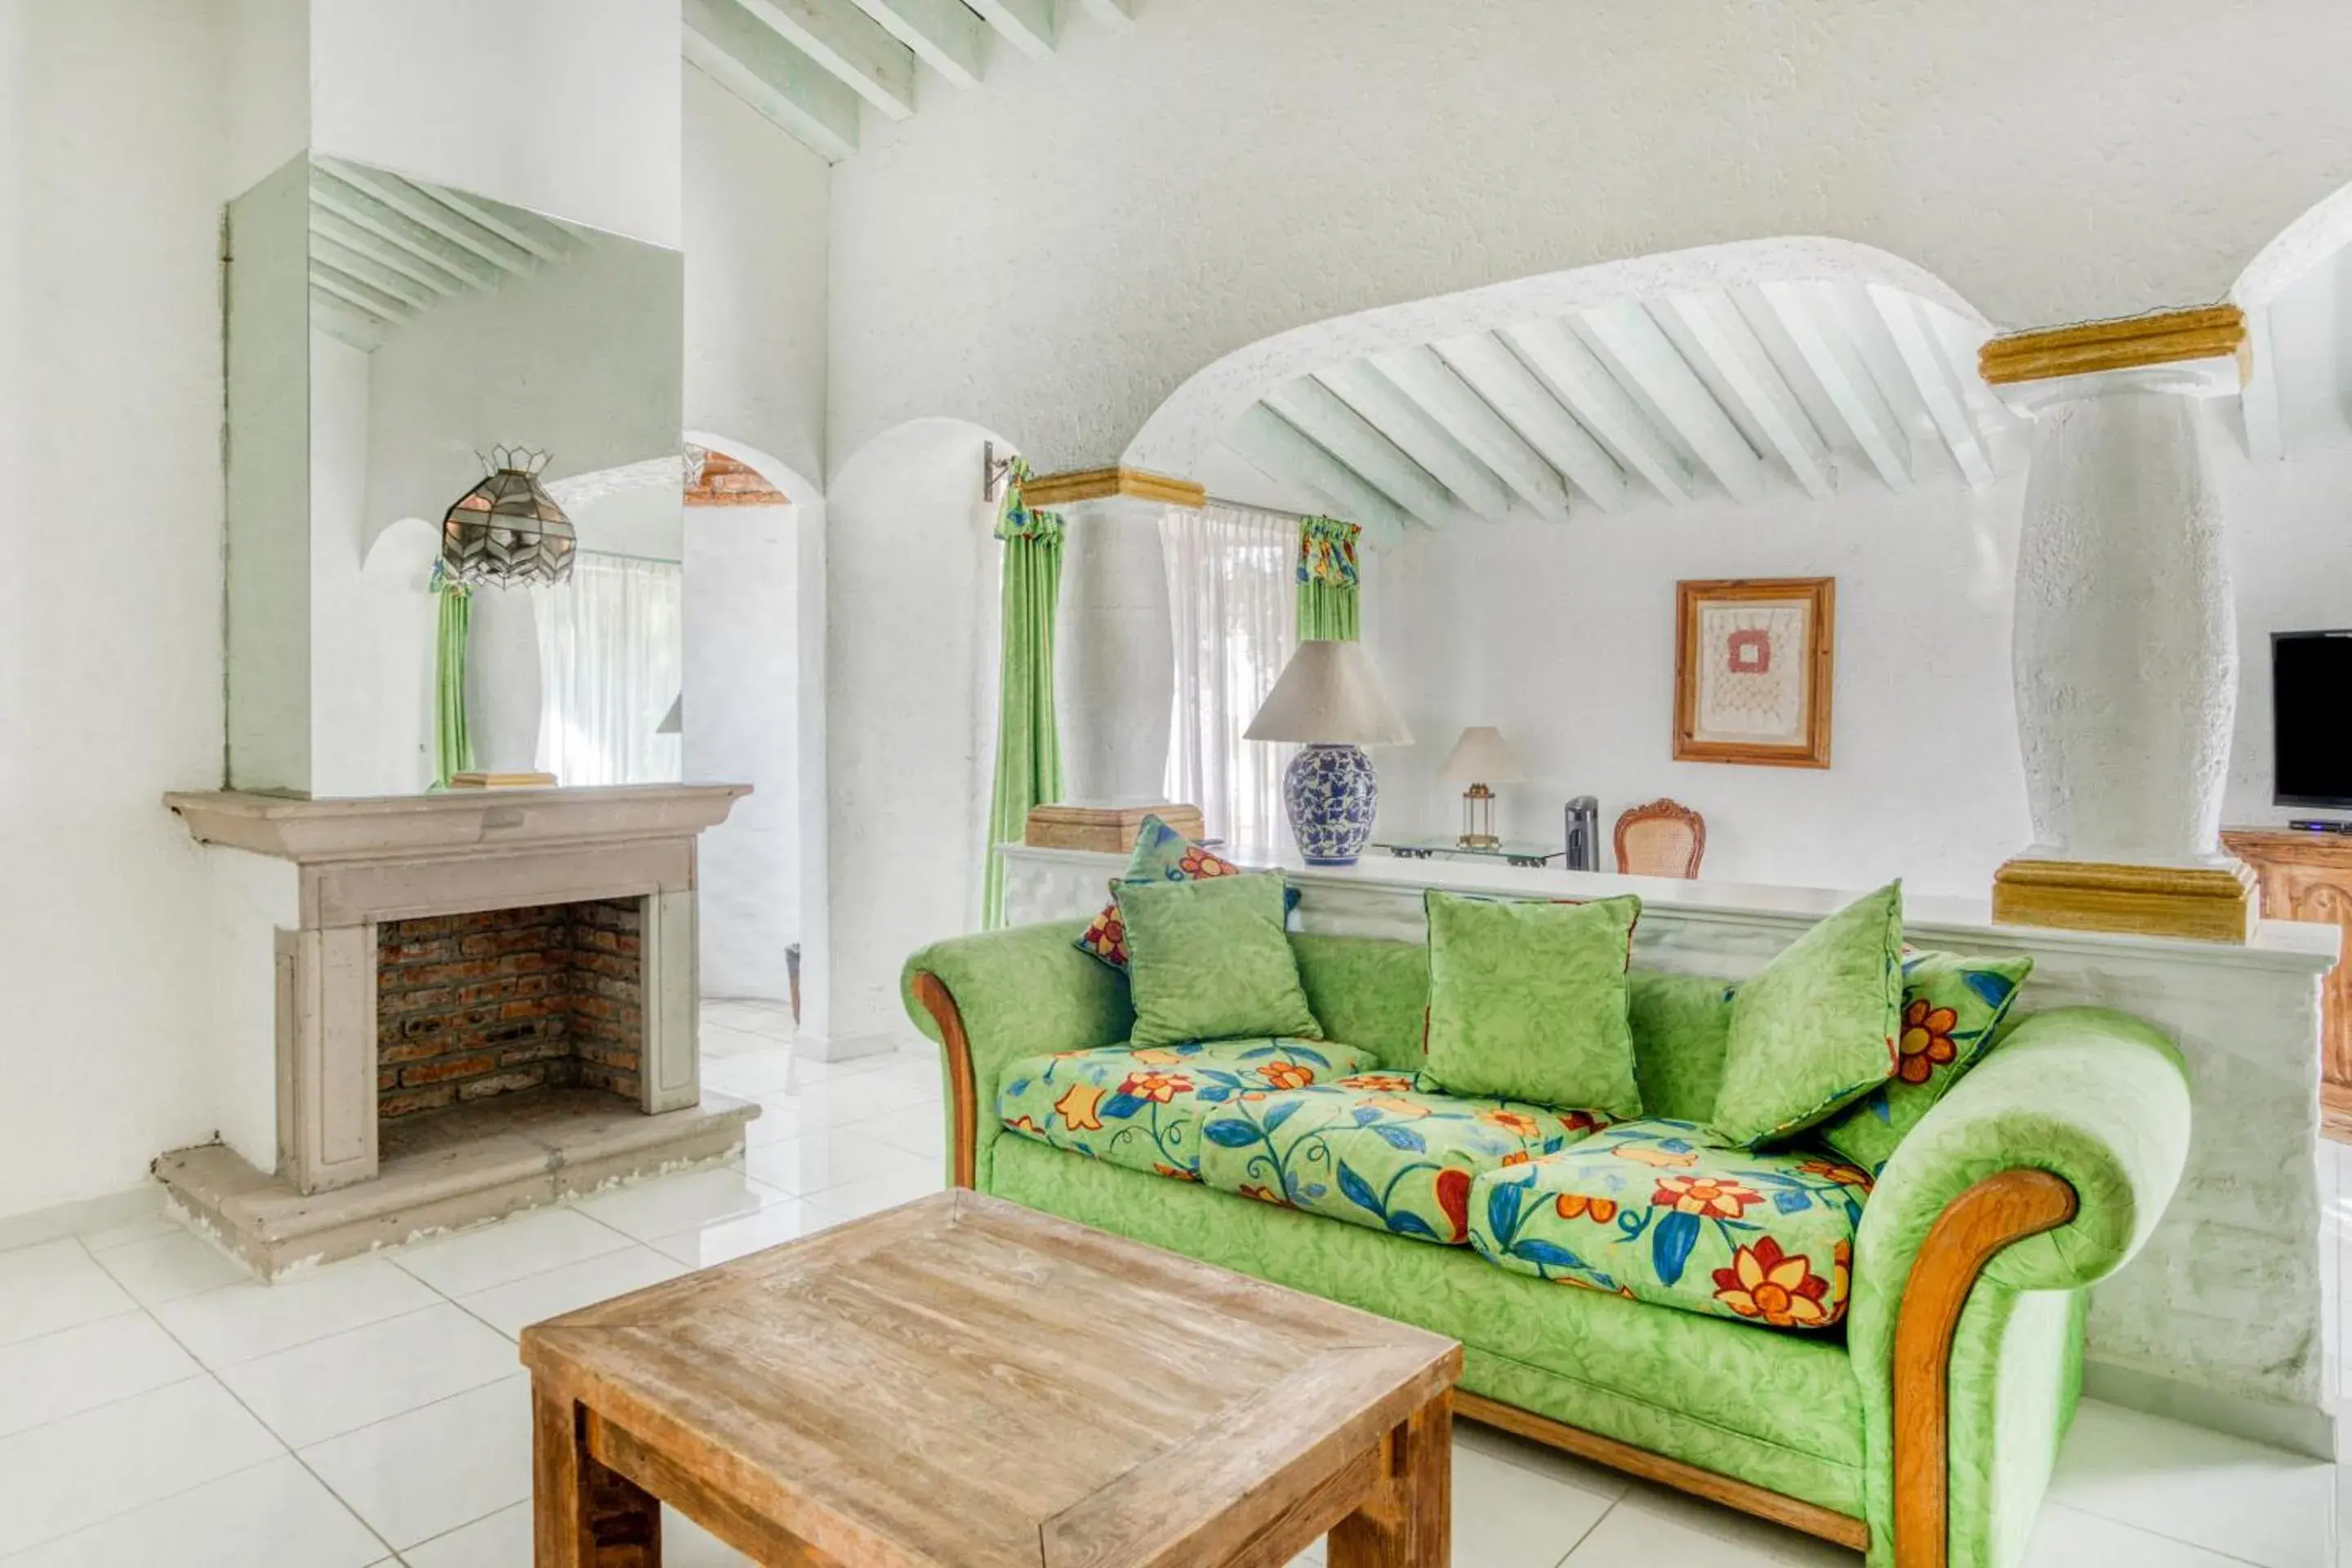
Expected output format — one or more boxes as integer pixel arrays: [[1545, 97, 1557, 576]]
[[439, 447, 576, 586]]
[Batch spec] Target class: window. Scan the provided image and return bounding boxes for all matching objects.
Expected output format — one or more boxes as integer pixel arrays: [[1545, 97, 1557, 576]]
[[1161, 503, 1298, 854]]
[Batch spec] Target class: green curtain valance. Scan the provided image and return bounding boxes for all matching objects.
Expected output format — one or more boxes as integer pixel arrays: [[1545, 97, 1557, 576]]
[[1297, 514, 1361, 642], [995, 457, 1066, 544]]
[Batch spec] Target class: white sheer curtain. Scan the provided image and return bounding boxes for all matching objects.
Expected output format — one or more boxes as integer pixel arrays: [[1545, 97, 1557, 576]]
[[1162, 501, 1298, 855], [532, 553, 684, 786]]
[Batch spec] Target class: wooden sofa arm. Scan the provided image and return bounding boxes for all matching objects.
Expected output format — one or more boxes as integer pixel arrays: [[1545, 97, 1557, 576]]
[[909, 971, 979, 1191], [1890, 1169, 2078, 1568]]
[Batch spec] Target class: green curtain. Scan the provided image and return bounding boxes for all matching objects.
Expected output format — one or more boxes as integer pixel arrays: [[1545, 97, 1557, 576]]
[[1297, 514, 1361, 640], [982, 461, 1066, 929], [431, 565, 475, 789]]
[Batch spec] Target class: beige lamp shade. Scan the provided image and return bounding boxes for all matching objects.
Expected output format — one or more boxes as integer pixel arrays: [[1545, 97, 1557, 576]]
[[1245, 639, 1414, 746], [1440, 725, 1526, 783]]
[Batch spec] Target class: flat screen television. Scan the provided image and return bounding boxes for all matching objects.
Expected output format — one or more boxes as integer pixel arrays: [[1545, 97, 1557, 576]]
[[2274, 630, 2352, 808]]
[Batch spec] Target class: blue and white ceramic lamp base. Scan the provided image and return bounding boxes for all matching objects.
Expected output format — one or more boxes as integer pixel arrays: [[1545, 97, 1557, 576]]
[[1284, 742, 1379, 866]]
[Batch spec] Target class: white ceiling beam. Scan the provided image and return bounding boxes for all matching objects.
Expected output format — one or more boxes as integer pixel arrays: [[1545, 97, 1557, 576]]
[[308, 210, 466, 296], [1664, 292, 1833, 500], [1079, 0, 1135, 26], [1579, 302, 1766, 504], [423, 186, 578, 265], [318, 161, 537, 277], [2241, 304, 2285, 461], [1225, 406, 1410, 546], [684, 0, 861, 162], [1262, 378, 1465, 528], [309, 288, 387, 352], [738, 0, 917, 119], [1503, 318, 1696, 505], [965, 0, 1056, 60], [1434, 333, 1628, 514], [309, 262, 416, 323], [1368, 345, 1573, 523], [308, 170, 505, 290], [307, 234, 438, 309], [1869, 284, 1994, 490], [1756, 281, 1912, 492], [847, 0, 984, 87], [1315, 361, 1517, 521]]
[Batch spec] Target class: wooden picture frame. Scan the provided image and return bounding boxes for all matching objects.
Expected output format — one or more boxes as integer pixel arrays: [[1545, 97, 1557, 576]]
[[1673, 577, 1835, 768]]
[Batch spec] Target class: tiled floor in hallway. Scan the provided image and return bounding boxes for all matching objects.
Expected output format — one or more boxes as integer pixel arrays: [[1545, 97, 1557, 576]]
[[0, 1000, 2340, 1566]]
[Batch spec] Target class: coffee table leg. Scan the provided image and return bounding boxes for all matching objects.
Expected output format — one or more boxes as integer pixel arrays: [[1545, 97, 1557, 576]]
[[1330, 1388, 1451, 1568], [532, 1379, 663, 1567]]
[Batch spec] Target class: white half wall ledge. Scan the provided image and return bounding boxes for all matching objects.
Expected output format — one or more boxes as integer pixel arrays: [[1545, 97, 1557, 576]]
[[1122, 237, 1990, 481]]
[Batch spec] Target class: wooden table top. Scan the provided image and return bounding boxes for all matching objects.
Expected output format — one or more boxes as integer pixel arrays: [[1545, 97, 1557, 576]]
[[521, 1189, 1462, 1568]]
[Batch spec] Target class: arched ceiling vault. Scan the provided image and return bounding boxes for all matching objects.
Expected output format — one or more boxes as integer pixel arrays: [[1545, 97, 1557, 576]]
[[1127, 239, 2020, 545]]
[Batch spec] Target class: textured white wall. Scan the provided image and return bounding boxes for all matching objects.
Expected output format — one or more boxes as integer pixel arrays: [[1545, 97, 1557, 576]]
[[0, 2, 234, 1217], [685, 506, 802, 1001], [310, 0, 682, 246], [684, 65, 831, 492], [828, 0, 2352, 472], [1364, 475, 2031, 896], [822, 420, 1001, 1043]]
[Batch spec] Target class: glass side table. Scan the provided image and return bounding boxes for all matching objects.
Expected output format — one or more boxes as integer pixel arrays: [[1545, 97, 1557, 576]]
[[1374, 838, 1566, 869]]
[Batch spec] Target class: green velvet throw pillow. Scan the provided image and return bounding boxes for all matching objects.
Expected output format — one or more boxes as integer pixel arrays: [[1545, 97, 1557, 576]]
[[1709, 882, 1904, 1148], [1812, 949, 2034, 1174], [1419, 891, 1644, 1118], [1116, 873, 1323, 1049]]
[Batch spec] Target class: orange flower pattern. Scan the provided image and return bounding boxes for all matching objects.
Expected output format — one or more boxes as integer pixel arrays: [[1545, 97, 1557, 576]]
[[1896, 997, 1960, 1085], [1256, 1059, 1316, 1090], [1468, 1120, 1862, 1330], [1117, 1071, 1192, 1103], [1711, 1238, 1833, 1328]]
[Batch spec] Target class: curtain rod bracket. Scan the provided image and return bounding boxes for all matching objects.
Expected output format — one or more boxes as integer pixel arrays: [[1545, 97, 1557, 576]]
[[983, 443, 1018, 505]]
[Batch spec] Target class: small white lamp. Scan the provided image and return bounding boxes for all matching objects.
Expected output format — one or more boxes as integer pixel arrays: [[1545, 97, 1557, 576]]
[[1439, 726, 1526, 849], [1245, 640, 1413, 866]]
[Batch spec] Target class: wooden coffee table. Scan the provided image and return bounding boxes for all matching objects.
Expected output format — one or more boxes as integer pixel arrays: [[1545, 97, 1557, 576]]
[[520, 1189, 1461, 1567]]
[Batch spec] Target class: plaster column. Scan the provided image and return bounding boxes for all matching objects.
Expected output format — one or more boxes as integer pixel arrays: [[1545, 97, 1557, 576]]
[[466, 585, 545, 776], [1023, 466, 1207, 844], [1984, 307, 2257, 941], [1054, 497, 1176, 802]]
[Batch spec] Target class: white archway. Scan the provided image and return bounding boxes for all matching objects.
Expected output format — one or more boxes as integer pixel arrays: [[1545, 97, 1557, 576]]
[[681, 432, 831, 1039]]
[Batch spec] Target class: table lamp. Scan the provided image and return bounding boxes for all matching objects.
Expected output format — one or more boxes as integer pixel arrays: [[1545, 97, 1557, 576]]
[[1245, 640, 1414, 866], [1440, 726, 1526, 849]]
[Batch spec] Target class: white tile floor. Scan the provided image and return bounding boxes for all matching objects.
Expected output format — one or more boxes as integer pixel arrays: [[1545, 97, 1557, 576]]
[[0, 998, 2343, 1566]]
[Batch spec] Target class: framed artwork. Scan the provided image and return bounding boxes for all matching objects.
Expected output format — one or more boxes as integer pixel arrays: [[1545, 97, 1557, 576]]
[[1673, 577, 1835, 768]]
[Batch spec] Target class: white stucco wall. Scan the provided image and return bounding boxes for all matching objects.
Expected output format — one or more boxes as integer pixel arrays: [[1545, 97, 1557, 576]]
[[684, 64, 831, 492], [310, 0, 682, 247], [0, 2, 234, 1218], [822, 421, 1002, 1043], [827, 0, 2352, 473], [685, 506, 802, 1001]]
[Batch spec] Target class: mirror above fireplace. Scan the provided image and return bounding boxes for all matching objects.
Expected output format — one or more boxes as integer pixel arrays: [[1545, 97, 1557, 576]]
[[223, 153, 687, 800]]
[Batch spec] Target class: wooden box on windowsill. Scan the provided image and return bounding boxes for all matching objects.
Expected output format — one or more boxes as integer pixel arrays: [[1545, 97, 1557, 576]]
[[1024, 802, 1204, 854], [449, 771, 559, 789]]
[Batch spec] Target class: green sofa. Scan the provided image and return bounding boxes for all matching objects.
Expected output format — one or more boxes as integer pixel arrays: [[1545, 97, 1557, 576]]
[[902, 920, 2192, 1568]]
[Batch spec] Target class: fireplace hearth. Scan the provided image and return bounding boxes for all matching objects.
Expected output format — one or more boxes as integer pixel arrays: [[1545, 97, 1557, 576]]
[[154, 785, 757, 1278]]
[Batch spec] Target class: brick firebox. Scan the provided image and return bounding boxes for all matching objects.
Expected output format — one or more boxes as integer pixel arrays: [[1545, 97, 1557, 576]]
[[376, 898, 646, 1119]]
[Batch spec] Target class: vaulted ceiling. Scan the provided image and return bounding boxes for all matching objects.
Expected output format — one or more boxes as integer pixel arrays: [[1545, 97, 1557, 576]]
[[1218, 281, 2016, 541], [307, 157, 586, 352], [684, 0, 1132, 162]]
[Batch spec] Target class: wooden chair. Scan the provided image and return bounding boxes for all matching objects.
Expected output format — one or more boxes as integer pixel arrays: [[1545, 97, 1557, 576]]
[[1615, 799, 1705, 879]]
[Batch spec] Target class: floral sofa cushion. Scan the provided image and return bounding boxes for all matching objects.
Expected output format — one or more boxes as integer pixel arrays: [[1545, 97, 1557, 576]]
[[1194, 1076, 1608, 1245], [1469, 1119, 1872, 1330], [996, 1038, 1375, 1180]]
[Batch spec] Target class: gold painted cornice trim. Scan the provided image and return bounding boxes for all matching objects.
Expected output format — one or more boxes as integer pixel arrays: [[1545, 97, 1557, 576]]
[[1020, 466, 1206, 510], [1979, 305, 2248, 388]]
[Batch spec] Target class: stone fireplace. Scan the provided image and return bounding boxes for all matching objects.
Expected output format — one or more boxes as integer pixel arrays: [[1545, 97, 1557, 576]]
[[155, 785, 756, 1276]]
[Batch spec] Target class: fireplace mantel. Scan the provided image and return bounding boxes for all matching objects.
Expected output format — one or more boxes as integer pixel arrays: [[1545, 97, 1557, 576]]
[[165, 784, 751, 864]]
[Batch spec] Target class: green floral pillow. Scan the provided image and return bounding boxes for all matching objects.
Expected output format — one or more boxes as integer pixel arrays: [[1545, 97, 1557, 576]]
[[1419, 891, 1644, 1119], [1074, 814, 1244, 969], [1116, 872, 1322, 1049], [1812, 949, 2034, 1174], [1709, 881, 1903, 1149]]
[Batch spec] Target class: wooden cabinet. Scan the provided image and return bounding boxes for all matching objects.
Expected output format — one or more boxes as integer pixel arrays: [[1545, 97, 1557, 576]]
[[2224, 828, 2352, 1137]]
